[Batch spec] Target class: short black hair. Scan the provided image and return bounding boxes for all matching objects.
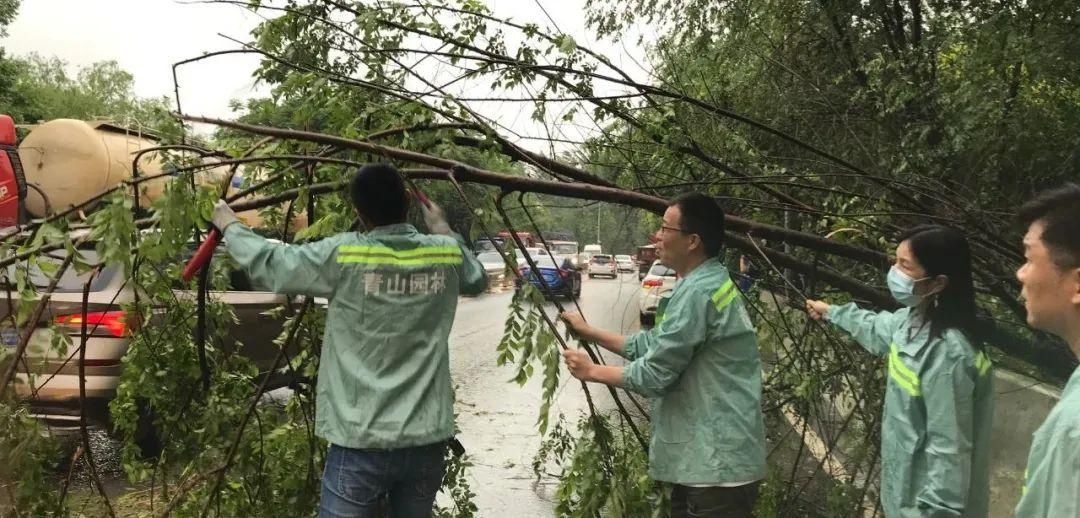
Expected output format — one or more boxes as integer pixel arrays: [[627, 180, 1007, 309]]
[[1018, 183, 1080, 269], [349, 163, 408, 226], [670, 192, 725, 257]]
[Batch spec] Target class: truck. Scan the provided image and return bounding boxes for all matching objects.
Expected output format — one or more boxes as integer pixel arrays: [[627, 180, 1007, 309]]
[[0, 115, 304, 229], [579, 243, 602, 266], [547, 240, 581, 268], [636, 244, 658, 280], [497, 230, 536, 247]]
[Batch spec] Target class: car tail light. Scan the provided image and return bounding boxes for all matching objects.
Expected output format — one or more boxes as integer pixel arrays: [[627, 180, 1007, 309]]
[[643, 279, 663, 288], [55, 311, 134, 338]]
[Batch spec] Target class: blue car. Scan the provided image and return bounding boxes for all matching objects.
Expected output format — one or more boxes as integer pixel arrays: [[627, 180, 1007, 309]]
[[514, 255, 581, 299]]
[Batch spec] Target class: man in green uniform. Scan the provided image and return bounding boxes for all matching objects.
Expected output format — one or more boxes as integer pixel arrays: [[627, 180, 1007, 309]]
[[210, 163, 486, 518], [1014, 183, 1080, 517], [561, 193, 765, 518]]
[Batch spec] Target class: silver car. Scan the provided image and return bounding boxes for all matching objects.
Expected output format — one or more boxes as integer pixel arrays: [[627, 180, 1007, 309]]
[[1, 243, 300, 454]]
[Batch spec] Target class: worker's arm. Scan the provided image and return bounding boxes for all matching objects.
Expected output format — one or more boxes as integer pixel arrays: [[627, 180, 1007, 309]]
[[213, 203, 341, 298], [420, 199, 487, 295], [618, 289, 709, 397], [824, 302, 904, 357], [453, 234, 487, 296], [561, 311, 631, 357], [221, 224, 341, 298]]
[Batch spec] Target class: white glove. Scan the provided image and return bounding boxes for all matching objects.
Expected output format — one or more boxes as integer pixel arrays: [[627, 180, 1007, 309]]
[[421, 199, 452, 235], [211, 200, 241, 232]]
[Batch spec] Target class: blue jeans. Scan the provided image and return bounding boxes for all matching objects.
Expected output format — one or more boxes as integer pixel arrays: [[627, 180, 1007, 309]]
[[318, 441, 447, 518]]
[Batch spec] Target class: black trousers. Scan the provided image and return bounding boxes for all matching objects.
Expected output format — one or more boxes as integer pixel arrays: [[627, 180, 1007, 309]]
[[670, 482, 760, 518]]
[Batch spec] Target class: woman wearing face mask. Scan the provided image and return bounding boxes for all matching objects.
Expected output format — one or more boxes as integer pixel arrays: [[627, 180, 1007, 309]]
[[806, 225, 993, 518]]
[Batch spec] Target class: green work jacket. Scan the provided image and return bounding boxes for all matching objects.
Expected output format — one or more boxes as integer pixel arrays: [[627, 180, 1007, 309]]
[[1015, 365, 1080, 517], [222, 222, 486, 449], [621, 258, 766, 485], [829, 303, 993, 517]]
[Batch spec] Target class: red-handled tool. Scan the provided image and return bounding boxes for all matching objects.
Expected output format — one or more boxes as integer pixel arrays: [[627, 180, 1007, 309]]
[[181, 228, 222, 282], [406, 179, 431, 209]]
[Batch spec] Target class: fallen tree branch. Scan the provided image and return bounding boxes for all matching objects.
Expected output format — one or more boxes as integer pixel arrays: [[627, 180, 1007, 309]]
[[176, 114, 888, 265]]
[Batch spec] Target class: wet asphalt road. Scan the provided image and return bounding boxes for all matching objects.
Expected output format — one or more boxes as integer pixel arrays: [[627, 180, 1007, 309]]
[[446, 271, 644, 515], [64, 271, 647, 516]]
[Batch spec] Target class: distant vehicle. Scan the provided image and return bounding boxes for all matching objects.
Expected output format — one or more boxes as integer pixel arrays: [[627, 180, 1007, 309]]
[[517, 247, 546, 267], [587, 254, 617, 279], [636, 245, 658, 280], [542, 231, 575, 242], [473, 237, 505, 254], [580, 244, 602, 267], [615, 254, 635, 272], [639, 260, 678, 326], [497, 230, 536, 247], [547, 240, 581, 269], [476, 252, 510, 285], [514, 255, 581, 299]]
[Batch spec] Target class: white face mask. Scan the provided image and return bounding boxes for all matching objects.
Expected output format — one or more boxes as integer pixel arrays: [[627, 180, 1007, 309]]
[[887, 265, 928, 307]]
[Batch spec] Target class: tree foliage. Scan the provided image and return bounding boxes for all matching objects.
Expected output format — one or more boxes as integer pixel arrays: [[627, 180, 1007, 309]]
[[1, 0, 1077, 516], [0, 53, 172, 128]]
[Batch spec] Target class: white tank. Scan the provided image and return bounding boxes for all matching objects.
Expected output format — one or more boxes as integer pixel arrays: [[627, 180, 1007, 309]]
[[17, 119, 170, 216], [17, 119, 306, 231]]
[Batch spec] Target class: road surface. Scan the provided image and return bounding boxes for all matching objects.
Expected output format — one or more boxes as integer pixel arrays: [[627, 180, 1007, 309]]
[[447, 272, 645, 514]]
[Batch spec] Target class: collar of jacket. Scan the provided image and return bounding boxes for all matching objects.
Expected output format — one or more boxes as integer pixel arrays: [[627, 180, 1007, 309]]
[[680, 256, 721, 283], [365, 223, 419, 236]]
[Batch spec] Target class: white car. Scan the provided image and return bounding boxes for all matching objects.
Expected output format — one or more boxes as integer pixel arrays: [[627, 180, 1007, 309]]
[[516, 247, 546, 267], [476, 252, 510, 285], [639, 261, 678, 326], [587, 254, 617, 278], [614, 254, 634, 272]]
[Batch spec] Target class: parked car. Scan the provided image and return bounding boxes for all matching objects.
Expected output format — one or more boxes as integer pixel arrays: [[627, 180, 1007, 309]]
[[639, 261, 678, 326], [0, 239, 302, 455], [476, 251, 510, 286], [587, 254, 617, 279], [514, 255, 581, 299], [615, 254, 634, 272]]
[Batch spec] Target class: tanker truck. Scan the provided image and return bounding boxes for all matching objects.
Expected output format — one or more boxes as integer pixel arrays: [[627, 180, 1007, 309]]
[[0, 114, 304, 230]]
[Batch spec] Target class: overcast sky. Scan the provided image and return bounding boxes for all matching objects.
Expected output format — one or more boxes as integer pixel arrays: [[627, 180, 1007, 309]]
[[2, 0, 654, 151]]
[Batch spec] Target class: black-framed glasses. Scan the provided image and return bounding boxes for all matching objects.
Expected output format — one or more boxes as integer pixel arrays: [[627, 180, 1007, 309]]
[[659, 225, 687, 235]]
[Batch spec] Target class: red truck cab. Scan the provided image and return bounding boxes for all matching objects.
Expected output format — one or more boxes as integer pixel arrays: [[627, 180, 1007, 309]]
[[0, 114, 26, 227]]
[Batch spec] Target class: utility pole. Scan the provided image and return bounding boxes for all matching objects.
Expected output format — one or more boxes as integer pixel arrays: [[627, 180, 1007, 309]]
[[596, 204, 601, 245]]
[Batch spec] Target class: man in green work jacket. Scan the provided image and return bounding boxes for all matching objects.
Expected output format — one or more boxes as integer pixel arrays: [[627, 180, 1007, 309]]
[[1013, 183, 1080, 517], [561, 193, 765, 518], [210, 163, 487, 518]]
